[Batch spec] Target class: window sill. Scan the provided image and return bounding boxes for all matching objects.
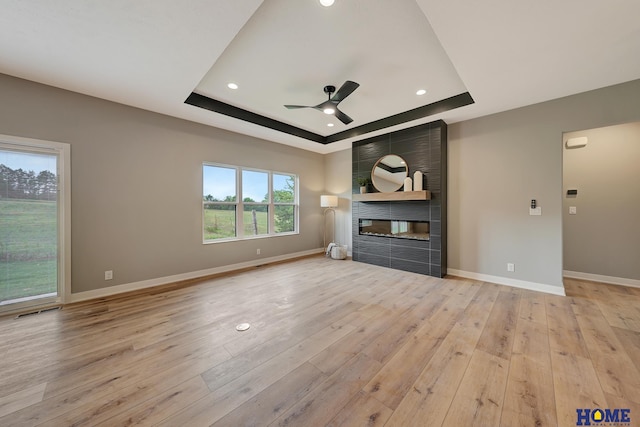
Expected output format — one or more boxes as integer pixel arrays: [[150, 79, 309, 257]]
[[203, 231, 299, 244]]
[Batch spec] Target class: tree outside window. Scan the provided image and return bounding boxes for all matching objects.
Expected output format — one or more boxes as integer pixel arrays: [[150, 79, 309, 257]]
[[273, 173, 296, 233]]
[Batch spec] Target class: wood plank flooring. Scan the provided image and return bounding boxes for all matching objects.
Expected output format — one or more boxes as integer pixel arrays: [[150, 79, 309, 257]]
[[1, 256, 639, 426]]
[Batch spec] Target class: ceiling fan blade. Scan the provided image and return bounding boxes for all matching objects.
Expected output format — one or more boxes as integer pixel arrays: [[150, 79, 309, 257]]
[[285, 81, 359, 124], [284, 105, 310, 109], [312, 100, 332, 111], [331, 81, 360, 103], [334, 108, 353, 125]]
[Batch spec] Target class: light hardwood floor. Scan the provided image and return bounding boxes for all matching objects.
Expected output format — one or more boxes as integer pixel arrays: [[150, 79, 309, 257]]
[[1, 256, 639, 426]]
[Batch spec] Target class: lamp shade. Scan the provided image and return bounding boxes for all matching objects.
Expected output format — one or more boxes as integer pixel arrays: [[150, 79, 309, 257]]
[[320, 195, 338, 208]]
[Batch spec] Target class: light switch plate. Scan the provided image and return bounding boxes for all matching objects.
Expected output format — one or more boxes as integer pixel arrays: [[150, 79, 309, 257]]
[[529, 207, 542, 216], [569, 206, 577, 215]]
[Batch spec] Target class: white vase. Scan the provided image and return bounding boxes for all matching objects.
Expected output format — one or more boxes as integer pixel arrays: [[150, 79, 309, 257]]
[[413, 171, 423, 191], [403, 177, 412, 192]]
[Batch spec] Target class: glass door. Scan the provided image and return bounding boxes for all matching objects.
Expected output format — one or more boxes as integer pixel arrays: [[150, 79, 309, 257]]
[[0, 142, 64, 311]]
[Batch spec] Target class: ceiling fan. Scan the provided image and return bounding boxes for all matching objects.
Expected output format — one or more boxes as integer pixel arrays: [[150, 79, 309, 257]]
[[284, 80, 360, 125]]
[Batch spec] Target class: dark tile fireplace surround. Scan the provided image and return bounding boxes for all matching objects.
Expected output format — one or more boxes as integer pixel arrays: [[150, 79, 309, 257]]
[[352, 120, 447, 277]]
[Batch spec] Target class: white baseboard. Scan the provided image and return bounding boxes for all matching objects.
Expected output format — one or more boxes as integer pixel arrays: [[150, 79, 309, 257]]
[[563, 270, 640, 289], [68, 248, 324, 304], [447, 268, 566, 296]]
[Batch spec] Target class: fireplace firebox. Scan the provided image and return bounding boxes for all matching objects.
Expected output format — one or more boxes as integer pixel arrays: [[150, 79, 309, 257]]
[[359, 219, 430, 241]]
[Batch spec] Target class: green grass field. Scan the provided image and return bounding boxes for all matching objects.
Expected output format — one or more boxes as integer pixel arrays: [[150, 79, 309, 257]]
[[203, 208, 269, 240], [0, 199, 57, 301], [203, 206, 295, 240]]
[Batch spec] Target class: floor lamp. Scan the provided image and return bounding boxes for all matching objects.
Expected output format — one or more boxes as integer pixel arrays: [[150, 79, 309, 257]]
[[320, 195, 338, 250]]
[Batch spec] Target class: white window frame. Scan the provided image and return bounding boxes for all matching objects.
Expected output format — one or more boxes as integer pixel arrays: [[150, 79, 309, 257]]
[[0, 134, 71, 312], [202, 162, 299, 243], [241, 167, 271, 237], [271, 170, 299, 235]]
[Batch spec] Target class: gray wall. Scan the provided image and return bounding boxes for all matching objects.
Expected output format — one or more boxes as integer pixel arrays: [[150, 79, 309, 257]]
[[448, 79, 640, 289], [4, 71, 640, 296], [323, 149, 352, 250], [0, 74, 324, 294], [563, 122, 640, 280]]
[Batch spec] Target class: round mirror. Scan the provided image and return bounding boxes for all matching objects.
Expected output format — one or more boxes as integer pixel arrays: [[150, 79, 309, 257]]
[[371, 154, 408, 193]]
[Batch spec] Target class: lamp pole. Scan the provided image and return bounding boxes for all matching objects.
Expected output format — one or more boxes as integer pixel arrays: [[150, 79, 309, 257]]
[[323, 207, 336, 250], [320, 195, 339, 251]]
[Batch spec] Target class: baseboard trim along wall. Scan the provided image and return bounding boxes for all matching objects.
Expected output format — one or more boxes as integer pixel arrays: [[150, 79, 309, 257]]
[[563, 270, 640, 289], [447, 268, 566, 296], [67, 248, 324, 304]]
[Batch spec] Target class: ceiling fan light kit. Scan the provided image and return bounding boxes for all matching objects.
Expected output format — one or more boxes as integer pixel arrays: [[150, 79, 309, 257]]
[[284, 80, 359, 125]]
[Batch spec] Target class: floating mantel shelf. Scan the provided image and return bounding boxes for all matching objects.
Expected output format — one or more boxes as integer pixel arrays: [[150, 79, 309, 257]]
[[353, 190, 431, 202]]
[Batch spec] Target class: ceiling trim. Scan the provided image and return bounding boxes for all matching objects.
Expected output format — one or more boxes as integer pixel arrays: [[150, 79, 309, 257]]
[[185, 92, 325, 143], [325, 92, 474, 143], [185, 91, 474, 144]]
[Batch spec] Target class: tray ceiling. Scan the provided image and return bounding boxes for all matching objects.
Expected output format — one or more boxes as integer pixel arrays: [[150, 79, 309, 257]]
[[1, 0, 639, 153]]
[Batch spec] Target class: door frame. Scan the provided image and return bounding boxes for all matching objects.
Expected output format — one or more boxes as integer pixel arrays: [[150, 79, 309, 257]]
[[0, 134, 71, 314]]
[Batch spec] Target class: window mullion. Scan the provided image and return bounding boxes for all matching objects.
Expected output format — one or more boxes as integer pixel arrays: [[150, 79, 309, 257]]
[[268, 172, 274, 235], [236, 167, 243, 238]]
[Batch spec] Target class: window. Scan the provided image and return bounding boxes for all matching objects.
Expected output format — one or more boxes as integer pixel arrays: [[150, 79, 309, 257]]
[[273, 173, 296, 233], [203, 164, 298, 242], [0, 134, 70, 312], [203, 165, 237, 240]]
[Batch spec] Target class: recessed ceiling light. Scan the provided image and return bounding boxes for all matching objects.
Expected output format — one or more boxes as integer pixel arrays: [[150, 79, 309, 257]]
[[323, 108, 335, 115], [327, 123, 334, 127], [227, 83, 238, 90], [319, 0, 335, 6], [416, 89, 426, 96]]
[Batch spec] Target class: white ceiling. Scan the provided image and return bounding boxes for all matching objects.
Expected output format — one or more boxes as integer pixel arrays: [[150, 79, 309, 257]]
[[194, 0, 467, 137], [1, 0, 639, 154]]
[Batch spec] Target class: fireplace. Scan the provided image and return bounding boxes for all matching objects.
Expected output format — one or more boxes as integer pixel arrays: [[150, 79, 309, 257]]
[[359, 219, 430, 241], [352, 120, 446, 277]]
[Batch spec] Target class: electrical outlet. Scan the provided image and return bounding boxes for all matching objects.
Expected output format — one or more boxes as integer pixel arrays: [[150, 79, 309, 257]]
[[256, 248, 261, 255], [569, 206, 577, 215], [105, 270, 113, 280], [507, 263, 515, 272]]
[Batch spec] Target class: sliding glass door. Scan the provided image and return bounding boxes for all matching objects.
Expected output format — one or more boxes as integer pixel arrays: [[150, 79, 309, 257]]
[[0, 136, 69, 312]]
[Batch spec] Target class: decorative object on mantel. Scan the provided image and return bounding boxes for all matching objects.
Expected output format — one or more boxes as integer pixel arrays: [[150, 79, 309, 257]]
[[413, 171, 423, 191], [403, 176, 412, 192], [371, 154, 408, 192], [357, 177, 371, 194]]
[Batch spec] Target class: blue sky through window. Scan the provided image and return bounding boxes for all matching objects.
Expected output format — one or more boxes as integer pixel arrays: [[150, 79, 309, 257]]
[[0, 150, 56, 173], [203, 165, 273, 202], [242, 170, 268, 202], [203, 165, 235, 200]]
